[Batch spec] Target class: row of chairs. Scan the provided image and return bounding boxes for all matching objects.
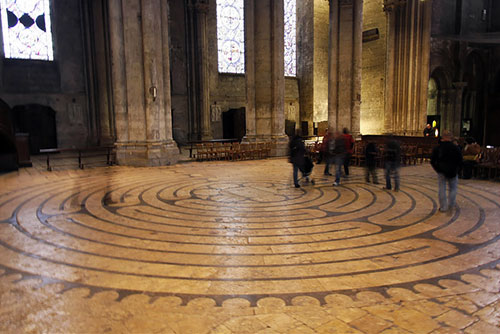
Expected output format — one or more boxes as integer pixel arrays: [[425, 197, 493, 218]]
[[473, 147, 500, 180], [195, 142, 272, 161], [346, 143, 422, 167]]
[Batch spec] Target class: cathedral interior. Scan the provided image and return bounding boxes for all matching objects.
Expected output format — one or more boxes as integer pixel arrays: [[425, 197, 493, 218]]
[[0, 0, 499, 333]]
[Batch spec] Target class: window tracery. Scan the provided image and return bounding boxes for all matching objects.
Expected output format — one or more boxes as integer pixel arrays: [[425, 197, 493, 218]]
[[1, 0, 54, 60], [217, 0, 244, 74], [284, 0, 296, 77]]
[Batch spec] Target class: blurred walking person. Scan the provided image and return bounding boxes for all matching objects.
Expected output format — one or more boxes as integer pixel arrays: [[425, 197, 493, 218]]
[[342, 128, 355, 177], [332, 131, 346, 186], [289, 130, 306, 188], [431, 130, 463, 213], [383, 137, 401, 191], [365, 142, 379, 184], [321, 129, 334, 176]]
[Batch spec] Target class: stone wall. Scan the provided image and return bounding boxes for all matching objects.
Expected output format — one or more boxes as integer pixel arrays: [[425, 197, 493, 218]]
[[360, 0, 386, 135], [0, 0, 89, 149]]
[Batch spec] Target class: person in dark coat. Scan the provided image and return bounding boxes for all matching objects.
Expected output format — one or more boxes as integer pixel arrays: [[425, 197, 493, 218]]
[[289, 131, 306, 188], [365, 142, 379, 184], [383, 137, 401, 191], [342, 128, 355, 177], [332, 131, 346, 186], [431, 130, 463, 212], [423, 123, 433, 137]]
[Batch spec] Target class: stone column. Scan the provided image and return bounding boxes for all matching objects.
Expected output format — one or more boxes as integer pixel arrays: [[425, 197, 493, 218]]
[[108, 0, 128, 144], [110, 0, 178, 166], [328, 0, 339, 129], [385, 0, 432, 136], [195, 1, 211, 140], [89, 0, 115, 146], [351, 0, 363, 137], [141, 0, 162, 143], [417, 0, 432, 136], [161, 0, 175, 144], [271, 0, 287, 149], [246, 0, 287, 156], [244, 0, 257, 140], [383, 1, 396, 134], [327, 0, 363, 134]]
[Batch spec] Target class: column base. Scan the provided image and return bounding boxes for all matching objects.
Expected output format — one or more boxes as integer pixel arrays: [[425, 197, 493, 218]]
[[270, 135, 290, 157], [115, 141, 179, 167]]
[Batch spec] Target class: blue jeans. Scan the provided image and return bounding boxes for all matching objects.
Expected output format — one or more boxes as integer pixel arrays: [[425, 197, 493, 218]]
[[437, 173, 458, 211], [334, 155, 344, 183], [293, 163, 300, 186], [385, 161, 400, 190]]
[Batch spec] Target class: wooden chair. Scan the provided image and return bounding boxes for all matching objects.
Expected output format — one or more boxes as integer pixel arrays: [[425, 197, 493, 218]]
[[239, 143, 250, 160], [477, 148, 500, 179], [263, 142, 272, 158], [195, 143, 208, 161], [214, 142, 225, 160], [351, 142, 365, 166], [222, 142, 232, 160], [230, 142, 241, 160], [204, 143, 216, 160]]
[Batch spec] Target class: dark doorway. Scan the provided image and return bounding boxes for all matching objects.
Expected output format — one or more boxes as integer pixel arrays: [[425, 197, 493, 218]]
[[13, 104, 57, 154], [223, 108, 246, 140]]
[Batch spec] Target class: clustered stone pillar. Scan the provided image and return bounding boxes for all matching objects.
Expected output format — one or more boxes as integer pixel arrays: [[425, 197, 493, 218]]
[[327, 0, 364, 137], [245, 0, 288, 155], [108, 0, 178, 166], [194, 1, 212, 140], [383, 0, 432, 136]]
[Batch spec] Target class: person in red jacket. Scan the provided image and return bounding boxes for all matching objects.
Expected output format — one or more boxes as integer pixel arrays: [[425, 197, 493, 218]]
[[321, 130, 334, 175], [342, 128, 355, 177]]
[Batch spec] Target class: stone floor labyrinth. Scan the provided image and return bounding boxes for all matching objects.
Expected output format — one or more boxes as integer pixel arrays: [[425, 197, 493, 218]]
[[1, 159, 499, 333]]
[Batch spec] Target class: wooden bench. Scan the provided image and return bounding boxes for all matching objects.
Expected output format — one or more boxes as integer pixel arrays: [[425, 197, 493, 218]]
[[40, 146, 115, 171]]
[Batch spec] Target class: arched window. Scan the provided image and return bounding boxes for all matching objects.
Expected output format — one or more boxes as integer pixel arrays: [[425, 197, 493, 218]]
[[217, 0, 244, 74], [284, 0, 296, 77], [0, 0, 54, 61]]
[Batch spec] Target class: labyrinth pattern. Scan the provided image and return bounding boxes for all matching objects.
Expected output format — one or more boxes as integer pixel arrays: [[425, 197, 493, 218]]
[[1, 160, 499, 307]]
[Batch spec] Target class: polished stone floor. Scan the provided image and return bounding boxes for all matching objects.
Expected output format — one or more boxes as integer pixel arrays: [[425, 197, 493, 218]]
[[0, 159, 499, 333]]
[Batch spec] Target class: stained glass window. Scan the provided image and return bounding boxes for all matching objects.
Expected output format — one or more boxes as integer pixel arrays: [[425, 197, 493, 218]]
[[284, 0, 296, 77], [217, 0, 244, 74], [1, 0, 54, 61]]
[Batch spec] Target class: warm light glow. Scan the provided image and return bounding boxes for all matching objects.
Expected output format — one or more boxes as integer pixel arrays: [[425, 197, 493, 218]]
[[435, 129, 439, 137]]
